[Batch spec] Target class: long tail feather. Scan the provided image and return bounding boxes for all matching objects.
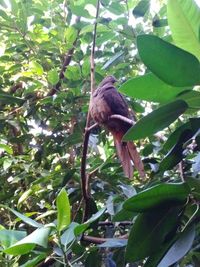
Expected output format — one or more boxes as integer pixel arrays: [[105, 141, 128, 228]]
[[115, 138, 133, 178], [127, 142, 145, 178]]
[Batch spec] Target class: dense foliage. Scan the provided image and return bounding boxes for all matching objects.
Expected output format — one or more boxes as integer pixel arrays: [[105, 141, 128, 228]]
[[0, 0, 200, 266]]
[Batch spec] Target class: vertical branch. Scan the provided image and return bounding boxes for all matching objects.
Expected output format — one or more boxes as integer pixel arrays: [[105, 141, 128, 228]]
[[81, 0, 100, 221]]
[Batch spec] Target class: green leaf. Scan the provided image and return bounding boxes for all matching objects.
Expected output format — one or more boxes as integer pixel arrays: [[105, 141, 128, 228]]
[[0, 205, 42, 228], [4, 227, 51, 255], [64, 65, 81, 81], [119, 73, 187, 103], [61, 222, 79, 247], [123, 100, 188, 141], [125, 206, 182, 262], [167, 0, 200, 60], [160, 129, 194, 171], [0, 144, 13, 154], [123, 183, 190, 212], [137, 34, 200, 86], [74, 208, 106, 236], [153, 18, 168, 27], [56, 188, 71, 232], [19, 252, 47, 267], [65, 26, 78, 49], [162, 121, 191, 152], [0, 229, 26, 249], [157, 226, 195, 267], [3, 158, 12, 170], [108, 2, 125, 15], [132, 0, 150, 17], [47, 69, 59, 85], [30, 61, 44, 76], [0, 93, 24, 105], [69, 0, 92, 18], [102, 51, 124, 70], [0, 10, 10, 20], [18, 189, 33, 207], [176, 90, 200, 110]]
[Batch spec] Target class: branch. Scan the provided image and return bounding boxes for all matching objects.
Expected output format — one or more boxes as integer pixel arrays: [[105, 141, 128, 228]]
[[48, 17, 81, 96], [82, 234, 128, 244], [110, 114, 134, 126], [81, 0, 100, 222]]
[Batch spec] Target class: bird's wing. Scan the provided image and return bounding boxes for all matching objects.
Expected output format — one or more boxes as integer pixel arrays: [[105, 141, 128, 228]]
[[102, 86, 129, 117]]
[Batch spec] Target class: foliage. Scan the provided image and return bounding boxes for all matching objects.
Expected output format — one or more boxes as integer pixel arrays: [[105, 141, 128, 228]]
[[0, 0, 200, 266]]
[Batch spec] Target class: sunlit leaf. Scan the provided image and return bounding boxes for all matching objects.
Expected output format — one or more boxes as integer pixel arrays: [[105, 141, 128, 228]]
[[4, 227, 51, 255], [119, 73, 187, 103], [168, 0, 200, 60], [56, 188, 71, 232], [47, 69, 59, 85], [137, 34, 200, 86]]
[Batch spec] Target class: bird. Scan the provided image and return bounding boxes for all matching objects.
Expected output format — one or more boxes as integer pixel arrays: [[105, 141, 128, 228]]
[[89, 75, 145, 178]]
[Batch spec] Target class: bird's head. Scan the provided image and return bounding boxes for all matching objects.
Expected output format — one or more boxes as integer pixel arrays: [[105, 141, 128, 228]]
[[98, 75, 117, 87]]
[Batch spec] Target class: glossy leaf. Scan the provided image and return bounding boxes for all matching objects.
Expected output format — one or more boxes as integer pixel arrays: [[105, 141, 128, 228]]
[[176, 90, 200, 110], [158, 226, 195, 267], [137, 34, 200, 86], [123, 100, 188, 141], [160, 129, 194, 171], [119, 73, 187, 103], [56, 188, 71, 232], [0, 229, 26, 249], [4, 227, 51, 255], [123, 183, 190, 212], [61, 222, 79, 247], [125, 206, 182, 262], [168, 0, 200, 60]]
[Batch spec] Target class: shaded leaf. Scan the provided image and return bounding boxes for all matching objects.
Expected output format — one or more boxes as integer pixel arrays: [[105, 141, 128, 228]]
[[98, 239, 127, 248], [123, 183, 190, 212], [157, 226, 195, 267], [61, 222, 79, 247], [132, 0, 150, 17], [125, 206, 182, 262], [160, 129, 194, 171], [123, 100, 188, 141], [74, 208, 106, 236]]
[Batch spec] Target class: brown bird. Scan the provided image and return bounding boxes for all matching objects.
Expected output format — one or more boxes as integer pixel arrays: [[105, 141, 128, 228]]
[[90, 75, 145, 178]]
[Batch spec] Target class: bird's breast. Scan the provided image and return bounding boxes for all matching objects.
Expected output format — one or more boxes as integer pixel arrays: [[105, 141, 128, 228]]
[[90, 94, 112, 124]]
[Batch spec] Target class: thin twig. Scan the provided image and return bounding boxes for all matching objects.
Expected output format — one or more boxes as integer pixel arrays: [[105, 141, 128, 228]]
[[82, 234, 128, 244], [179, 161, 185, 182], [110, 114, 134, 126], [81, 0, 100, 222], [48, 17, 81, 96]]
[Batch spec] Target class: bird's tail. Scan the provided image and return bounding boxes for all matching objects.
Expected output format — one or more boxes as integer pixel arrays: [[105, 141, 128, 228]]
[[113, 132, 145, 179]]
